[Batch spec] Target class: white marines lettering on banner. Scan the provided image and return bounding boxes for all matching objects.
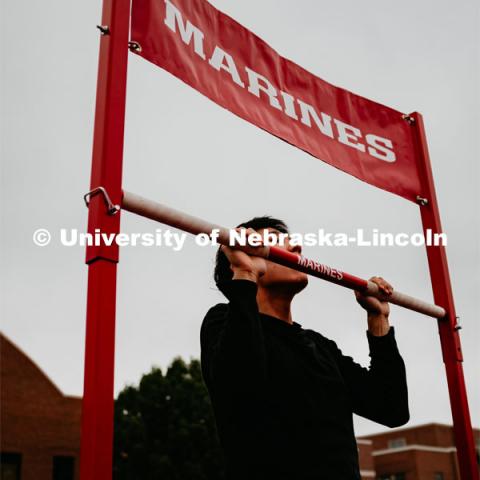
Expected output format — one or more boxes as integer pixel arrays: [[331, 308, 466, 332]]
[[164, 0, 396, 163]]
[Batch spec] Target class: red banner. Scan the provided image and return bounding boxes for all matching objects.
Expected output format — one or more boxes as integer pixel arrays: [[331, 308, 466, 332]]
[[131, 0, 423, 202]]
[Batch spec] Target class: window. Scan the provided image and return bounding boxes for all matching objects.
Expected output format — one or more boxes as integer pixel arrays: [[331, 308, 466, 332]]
[[387, 437, 406, 449], [0, 452, 22, 480], [52, 456, 75, 480], [434, 474, 444, 480]]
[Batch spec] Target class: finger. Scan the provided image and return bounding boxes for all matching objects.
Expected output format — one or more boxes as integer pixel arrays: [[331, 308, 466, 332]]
[[354, 290, 376, 302], [377, 277, 393, 295], [380, 277, 394, 292], [221, 244, 232, 254], [221, 245, 237, 260], [370, 276, 393, 295], [376, 277, 390, 294]]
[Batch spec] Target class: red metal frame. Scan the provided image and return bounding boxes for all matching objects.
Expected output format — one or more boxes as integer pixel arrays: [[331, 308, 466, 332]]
[[80, 2, 477, 478], [411, 112, 478, 480], [81, 0, 131, 479]]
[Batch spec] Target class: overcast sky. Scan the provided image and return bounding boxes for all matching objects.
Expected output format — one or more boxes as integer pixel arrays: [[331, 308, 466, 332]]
[[1, 0, 479, 437]]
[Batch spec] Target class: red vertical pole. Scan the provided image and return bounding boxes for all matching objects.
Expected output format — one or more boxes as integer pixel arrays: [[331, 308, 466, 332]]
[[80, 0, 131, 479], [411, 112, 479, 480]]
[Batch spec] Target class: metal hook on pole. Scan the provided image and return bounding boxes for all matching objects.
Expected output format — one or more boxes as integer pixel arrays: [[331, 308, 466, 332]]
[[128, 41, 142, 52], [96, 25, 110, 35], [84, 186, 120, 215], [416, 195, 429, 206]]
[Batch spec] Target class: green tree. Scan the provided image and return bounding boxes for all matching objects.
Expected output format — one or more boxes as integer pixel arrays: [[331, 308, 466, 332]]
[[113, 357, 225, 480]]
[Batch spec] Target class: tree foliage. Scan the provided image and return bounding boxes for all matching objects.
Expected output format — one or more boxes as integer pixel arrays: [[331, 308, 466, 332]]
[[113, 357, 225, 480]]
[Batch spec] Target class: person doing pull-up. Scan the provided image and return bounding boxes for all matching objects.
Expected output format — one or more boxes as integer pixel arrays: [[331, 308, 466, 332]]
[[200, 217, 409, 480]]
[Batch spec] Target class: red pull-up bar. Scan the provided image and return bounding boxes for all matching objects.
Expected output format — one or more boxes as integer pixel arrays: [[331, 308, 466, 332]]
[[121, 190, 446, 319]]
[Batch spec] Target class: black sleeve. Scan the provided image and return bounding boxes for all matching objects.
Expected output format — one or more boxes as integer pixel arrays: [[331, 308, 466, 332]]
[[323, 327, 409, 428], [200, 279, 268, 397]]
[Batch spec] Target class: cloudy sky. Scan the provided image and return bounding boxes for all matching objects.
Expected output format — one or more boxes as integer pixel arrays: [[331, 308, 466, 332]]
[[1, 0, 478, 437]]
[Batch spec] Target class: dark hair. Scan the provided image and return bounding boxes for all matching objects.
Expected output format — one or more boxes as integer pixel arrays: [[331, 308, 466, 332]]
[[213, 216, 289, 286]]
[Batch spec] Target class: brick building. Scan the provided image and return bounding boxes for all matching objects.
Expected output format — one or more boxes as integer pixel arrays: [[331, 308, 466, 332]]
[[357, 438, 376, 479], [0, 333, 81, 480], [360, 423, 480, 480]]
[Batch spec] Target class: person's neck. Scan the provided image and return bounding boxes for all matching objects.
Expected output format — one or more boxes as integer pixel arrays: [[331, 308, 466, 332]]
[[257, 287, 294, 324]]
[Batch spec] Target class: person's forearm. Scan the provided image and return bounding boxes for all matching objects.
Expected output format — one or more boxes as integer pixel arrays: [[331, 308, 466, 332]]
[[367, 313, 390, 336], [366, 328, 410, 427], [206, 279, 268, 393]]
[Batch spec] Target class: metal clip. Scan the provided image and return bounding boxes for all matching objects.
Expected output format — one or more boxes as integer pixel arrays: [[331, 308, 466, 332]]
[[128, 41, 142, 53], [84, 187, 120, 215], [96, 25, 110, 35], [454, 317, 462, 331], [402, 114, 415, 125], [416, 195, 429, 206]]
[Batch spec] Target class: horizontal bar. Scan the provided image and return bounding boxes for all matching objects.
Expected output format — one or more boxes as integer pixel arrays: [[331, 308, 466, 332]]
[[122, 191, 446, 319]]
